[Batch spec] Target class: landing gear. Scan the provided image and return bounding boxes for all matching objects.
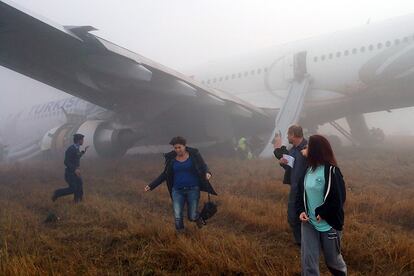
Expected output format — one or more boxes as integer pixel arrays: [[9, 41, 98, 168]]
[[328, 114, 386, 146], [346, 114, 371, 145]]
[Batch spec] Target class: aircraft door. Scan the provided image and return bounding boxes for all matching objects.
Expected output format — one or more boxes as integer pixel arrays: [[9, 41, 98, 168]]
[[294, 51, 307, 80], [283, 51, 307, 81]]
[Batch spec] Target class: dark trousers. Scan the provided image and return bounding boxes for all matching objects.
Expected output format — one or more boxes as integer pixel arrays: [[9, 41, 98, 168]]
[[54, 171, 84, 202], [288, 183, 301, 244]]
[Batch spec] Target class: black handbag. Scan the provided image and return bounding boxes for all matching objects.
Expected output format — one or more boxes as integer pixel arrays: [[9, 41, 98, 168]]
[[199, 193, 217, 224]]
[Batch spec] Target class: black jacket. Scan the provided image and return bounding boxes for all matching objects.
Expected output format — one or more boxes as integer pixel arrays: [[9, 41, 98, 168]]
[[148, 147, 217, 197], [64, 144, 85, 173], [273, 139, 308, 185], [296, 164, 346, 231]]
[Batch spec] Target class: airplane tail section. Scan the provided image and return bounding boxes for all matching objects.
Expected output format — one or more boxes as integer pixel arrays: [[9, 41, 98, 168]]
[[260, 76, 311, 158]]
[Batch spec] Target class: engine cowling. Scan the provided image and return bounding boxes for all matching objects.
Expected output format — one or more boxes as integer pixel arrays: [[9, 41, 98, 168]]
[[41, 120, 137, 158]]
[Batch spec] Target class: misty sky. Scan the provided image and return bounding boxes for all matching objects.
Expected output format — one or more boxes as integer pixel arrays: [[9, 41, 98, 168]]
[[1, 0, 414, 134]]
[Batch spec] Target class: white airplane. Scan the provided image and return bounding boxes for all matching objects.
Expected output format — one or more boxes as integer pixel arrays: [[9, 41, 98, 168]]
[[1, 0, 413, 161]]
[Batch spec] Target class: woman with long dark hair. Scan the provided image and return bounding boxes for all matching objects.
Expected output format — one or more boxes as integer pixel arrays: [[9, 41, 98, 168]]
[[145, 136, 217, 232], [296, 135, 347, 276]]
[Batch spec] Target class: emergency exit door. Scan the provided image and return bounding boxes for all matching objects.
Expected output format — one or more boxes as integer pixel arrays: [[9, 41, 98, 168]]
[[283, 51, 307, 81]]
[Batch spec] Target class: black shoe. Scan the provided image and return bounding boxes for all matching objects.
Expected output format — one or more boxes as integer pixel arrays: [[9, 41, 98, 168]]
[[51, 193, 58, 202]]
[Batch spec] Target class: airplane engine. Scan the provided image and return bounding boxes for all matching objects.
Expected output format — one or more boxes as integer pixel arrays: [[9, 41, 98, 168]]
[[40, 120, 137, 158]]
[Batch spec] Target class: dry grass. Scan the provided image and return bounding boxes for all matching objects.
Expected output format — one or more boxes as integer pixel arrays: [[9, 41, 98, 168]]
[[0, 143, 413, 275]]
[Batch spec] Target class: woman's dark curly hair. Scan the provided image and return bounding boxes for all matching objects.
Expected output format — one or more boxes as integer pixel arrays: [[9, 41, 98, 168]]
[[169, 136, 187, 146]]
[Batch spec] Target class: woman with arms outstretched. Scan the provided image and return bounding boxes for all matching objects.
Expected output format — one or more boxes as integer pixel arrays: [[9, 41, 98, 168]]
[[145, 136, 217, 232]]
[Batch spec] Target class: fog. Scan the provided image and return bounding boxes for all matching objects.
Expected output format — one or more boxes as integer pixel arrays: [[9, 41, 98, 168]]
[[1, 0, 414, 135]]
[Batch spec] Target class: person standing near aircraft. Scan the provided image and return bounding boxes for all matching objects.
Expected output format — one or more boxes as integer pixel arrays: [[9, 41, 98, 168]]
[[52, 134, 88, 203], [273, 125, 308, 245], [296, 135, 347, 276], [235, 137, 253, 160], [144, 136, 217, 232]]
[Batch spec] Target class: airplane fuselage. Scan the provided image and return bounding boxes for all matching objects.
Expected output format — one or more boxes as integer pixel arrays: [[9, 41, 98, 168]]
[[2, 13, 414, 159], [191, 13, 414, 122]]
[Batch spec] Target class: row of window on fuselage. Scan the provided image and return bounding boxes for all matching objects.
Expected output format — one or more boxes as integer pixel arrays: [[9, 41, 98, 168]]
[[200, 67, 269, 85], [313, 35, 413, 62], [198, 35, 413, 85]]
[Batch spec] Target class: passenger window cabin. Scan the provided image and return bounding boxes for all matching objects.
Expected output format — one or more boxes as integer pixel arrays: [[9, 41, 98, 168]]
[[312, 35, 414, 63], [201, 34, 414, 83]]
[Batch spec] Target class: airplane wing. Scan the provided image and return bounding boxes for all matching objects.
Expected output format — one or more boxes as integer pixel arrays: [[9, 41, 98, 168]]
[[0, 0, 268, 124]]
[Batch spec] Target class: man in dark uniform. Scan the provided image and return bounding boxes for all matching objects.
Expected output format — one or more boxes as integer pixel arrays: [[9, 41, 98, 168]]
[[273, 125, 308, 246], [52, 133, 88, 203]]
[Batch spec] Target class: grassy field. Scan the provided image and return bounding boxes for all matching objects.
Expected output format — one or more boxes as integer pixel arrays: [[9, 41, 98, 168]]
[[0, 144, 413, 275]]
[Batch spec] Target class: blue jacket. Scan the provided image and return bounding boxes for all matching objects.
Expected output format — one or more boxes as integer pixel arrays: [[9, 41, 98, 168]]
[[64, 144, 85, 172]]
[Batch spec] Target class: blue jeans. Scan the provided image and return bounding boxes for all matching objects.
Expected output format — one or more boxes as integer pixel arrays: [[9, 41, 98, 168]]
[[172, 186, 200, 230]]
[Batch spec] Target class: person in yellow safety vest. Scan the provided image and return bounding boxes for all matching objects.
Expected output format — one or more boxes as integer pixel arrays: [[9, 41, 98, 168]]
[[236, 137, 253, 160]]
